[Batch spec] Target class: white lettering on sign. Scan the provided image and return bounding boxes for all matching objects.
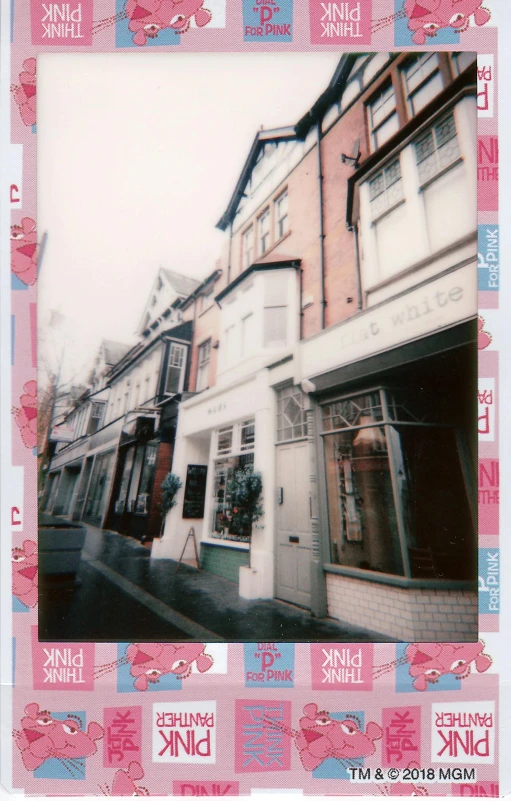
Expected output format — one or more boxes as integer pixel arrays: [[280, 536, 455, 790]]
[[298, 263, 476, 382]]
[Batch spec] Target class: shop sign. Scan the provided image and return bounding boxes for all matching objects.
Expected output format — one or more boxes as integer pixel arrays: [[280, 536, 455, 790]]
[[183, 464, 208, 519]]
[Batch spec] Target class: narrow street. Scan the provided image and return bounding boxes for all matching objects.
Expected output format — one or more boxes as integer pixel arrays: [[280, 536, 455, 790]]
[[38, 520, 397, 643]]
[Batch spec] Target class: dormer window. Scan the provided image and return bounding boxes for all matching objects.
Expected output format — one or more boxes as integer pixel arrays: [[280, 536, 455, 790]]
[[165, 342, 187, 394], [258, 208, 271, 255]]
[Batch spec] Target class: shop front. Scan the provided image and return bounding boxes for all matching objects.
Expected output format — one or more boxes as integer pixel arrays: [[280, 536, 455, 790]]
[[297, 263, 478, 641]]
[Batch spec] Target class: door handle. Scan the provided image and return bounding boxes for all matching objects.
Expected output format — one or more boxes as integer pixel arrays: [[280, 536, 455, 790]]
[[289, 536, 299, 543]]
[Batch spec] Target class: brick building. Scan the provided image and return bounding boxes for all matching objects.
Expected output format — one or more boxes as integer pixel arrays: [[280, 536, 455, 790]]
[[154, 52, 478, 641]]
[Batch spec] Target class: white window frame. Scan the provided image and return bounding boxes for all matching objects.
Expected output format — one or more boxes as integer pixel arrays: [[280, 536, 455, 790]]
[[402, 53, 444, 116], [414, 112, 460, 187], [368, 158, 404, 221], [368, 82, 398, 150], [274, 190, 289, 240], [165, 342, 187, 395], [258, 207, 271, 255], [242, 225, 254, 270], [196, 339, 211, 392]]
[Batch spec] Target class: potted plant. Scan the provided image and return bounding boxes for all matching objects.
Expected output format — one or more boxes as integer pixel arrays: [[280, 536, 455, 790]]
[[230, 467, 264, 600]]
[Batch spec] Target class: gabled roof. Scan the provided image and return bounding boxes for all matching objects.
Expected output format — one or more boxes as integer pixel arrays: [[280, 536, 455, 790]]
[[216, 126, 298, 232], [160, 268, 201, 299], [101, 339, 131, 367]]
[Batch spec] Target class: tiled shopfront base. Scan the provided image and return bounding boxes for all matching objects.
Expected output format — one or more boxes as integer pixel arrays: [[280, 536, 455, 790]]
[[200, 542, 250, 583], [326, 572, 478, 642]]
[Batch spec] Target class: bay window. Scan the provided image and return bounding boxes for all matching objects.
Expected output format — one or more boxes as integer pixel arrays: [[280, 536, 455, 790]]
[[322, 385, 476, 581]]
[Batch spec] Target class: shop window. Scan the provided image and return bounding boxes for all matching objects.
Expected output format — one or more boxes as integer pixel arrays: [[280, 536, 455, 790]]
[[414, 112, 460, 186], [322, 387, 475, 580], [84, 450, 115, 524], [402, 53, 444, 116], [368, 82, 399, 150], [135, 443, 158, 514], [369, 158, 403, 220], [196, 339, 211, 392], [276, 385, 307, 442], [165, 342, 187, 394], [258, 208, 271, 255], [211, 419, 256, 543], [274, 191, 289, 239], [242, 225, 254, 270]]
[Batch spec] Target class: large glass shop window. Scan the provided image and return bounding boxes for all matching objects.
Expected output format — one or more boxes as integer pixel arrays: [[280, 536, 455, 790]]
[[211, 420, 255, 543], [322, 388, 476, 581]]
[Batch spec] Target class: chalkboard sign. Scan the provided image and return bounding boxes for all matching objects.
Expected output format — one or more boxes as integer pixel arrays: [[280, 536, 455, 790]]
[[182, 464, 208, 519]]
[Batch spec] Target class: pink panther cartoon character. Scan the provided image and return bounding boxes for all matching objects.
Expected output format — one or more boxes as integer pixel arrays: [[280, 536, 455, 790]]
[[100, 762, 150, 796], [11, 218, 38, 286], [405, 641, 492, 691], [478, 315, 492, 349], [12, 58, 37, 127], [264, 703, 382, 772], [404, 0, 491, 45], [12, 380, 37, 449], [126, 642, 214, 689], [14, 703, 104, 773], [12, 540, 38, 609], [125, 0, 211, 44]]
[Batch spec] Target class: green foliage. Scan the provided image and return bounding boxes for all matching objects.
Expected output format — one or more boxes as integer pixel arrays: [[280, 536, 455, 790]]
[[227, 467, 263, 537], [160, 472, 183, 517]]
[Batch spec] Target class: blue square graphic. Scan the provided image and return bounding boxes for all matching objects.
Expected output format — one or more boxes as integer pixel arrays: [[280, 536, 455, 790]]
[[395, 643, 460, 693], [116, 643, 182, 692], [243, 0, 293, 41], [244, 643, 295, 687], [479, 548, 499, 614], [312, 711, 365, 780], [478, 224, 499, 291]]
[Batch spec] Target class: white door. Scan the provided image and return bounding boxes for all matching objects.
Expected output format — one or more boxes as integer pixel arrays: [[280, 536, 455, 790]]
[[275, 441, 311, 608]]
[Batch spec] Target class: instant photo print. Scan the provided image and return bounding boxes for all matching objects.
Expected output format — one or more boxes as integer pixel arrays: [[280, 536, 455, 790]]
[[2, 0, 508, 797]]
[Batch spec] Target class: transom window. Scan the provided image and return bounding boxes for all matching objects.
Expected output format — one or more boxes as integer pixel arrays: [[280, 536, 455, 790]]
[[369, 159, 403, 220], [258, 208, 271, 255], [402, 53, 444, 115], [165, 342, 187, 394], [414, 113, 460, 185], [276, 385, 307, 442], [275, 191, 289, 239], [242, 225, 254, 269], [196, 339, 211, 392], [368, 82, 399, 150]]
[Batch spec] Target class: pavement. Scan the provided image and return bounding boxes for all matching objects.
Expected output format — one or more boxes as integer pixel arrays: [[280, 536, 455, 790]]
[[38, 518, 397, 643]]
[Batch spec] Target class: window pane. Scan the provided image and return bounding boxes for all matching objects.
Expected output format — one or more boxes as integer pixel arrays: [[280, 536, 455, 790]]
[[404, 53, 439, 94], [370, 84, 396, 128], [324, 429, 404, 575], [264, 272, 288, 305], [390, 425, 476, 580], [374, 113, 399, 148], [217, 426, 233, 454], [264, 306, 287, 347], [409, 71, 444, 114]]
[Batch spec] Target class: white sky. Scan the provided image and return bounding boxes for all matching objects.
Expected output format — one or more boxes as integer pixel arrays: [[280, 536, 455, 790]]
[[37, 52, 341, 385]]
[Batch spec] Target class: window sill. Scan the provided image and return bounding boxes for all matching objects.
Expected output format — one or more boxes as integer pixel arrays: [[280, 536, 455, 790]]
[[370, 197, 405, 227], [202, 538, 250, 552], [255, 229, 292, 262], [324, 562, 477, 591], [418, 156, 464, 192]]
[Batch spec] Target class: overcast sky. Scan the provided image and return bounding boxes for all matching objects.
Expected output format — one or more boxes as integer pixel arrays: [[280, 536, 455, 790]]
[[37, 52, 341, 385]]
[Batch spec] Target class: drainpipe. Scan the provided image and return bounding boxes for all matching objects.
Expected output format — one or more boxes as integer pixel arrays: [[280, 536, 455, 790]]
[[317, 122, 326, 330], [299, 267, 303, 340], [352, 222, 363, 311]]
